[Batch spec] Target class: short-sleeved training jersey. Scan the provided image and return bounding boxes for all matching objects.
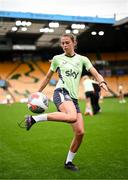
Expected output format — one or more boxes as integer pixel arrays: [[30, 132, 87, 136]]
[[83, 79, 94, 93], [50, 53, 93, 99]]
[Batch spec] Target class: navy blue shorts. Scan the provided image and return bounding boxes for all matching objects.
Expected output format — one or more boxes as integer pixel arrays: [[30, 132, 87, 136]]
[[53, 88, 81, 113], [85, 91, 94, 98]]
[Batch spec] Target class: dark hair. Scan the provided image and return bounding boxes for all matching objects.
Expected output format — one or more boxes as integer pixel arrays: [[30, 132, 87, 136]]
[[61, 34, 77, 43]]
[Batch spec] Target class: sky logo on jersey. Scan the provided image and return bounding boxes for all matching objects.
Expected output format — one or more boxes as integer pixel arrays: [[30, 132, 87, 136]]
[[65, 69, 79, 79]]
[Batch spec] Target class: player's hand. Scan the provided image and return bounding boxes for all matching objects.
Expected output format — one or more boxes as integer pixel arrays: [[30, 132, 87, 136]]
[[99, 81, 108, 92]]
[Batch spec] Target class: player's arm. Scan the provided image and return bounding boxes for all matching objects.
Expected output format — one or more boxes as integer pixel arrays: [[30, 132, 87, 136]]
[[38, 69, 54, 92], [89, 66, 108, 92]]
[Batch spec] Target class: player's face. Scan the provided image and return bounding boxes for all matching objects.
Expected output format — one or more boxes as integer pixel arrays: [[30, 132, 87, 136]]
[[60, 36, 76, 55]]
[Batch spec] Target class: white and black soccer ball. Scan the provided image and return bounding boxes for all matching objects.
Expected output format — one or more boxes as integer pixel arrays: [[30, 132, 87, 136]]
[[27, 92, 48, 113]]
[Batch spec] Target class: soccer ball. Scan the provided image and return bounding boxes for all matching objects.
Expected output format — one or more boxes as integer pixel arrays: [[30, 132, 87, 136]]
[[27, 92, 48, 113]]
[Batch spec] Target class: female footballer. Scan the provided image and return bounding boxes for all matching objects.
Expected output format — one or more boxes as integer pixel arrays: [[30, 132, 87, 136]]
[[25, 34, 108, 171]]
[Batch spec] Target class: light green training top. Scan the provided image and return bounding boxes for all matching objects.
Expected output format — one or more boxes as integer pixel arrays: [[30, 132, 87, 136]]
[[50, 53, 93, 99]]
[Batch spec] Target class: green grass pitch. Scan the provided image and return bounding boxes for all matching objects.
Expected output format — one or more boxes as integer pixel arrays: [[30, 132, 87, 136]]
[[0, 98, 128, 179]]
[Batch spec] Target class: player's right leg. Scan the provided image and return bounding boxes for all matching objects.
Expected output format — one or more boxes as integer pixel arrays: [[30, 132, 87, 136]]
[[25, 100, 77, 130], [25, 115, 36, 130], [25, 88, 77, 130]]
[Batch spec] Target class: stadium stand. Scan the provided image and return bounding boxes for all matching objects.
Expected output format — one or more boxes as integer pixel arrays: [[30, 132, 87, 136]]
[[0, 60, 58, 102], [0, 57, 128, 103], [101, 52, 128, 61], [0, 12, 128, 103]]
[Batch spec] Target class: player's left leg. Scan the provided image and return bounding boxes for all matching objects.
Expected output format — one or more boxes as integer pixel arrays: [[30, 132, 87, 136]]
[[65, 113, 84, 171], [70, 113, 84, 152]]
